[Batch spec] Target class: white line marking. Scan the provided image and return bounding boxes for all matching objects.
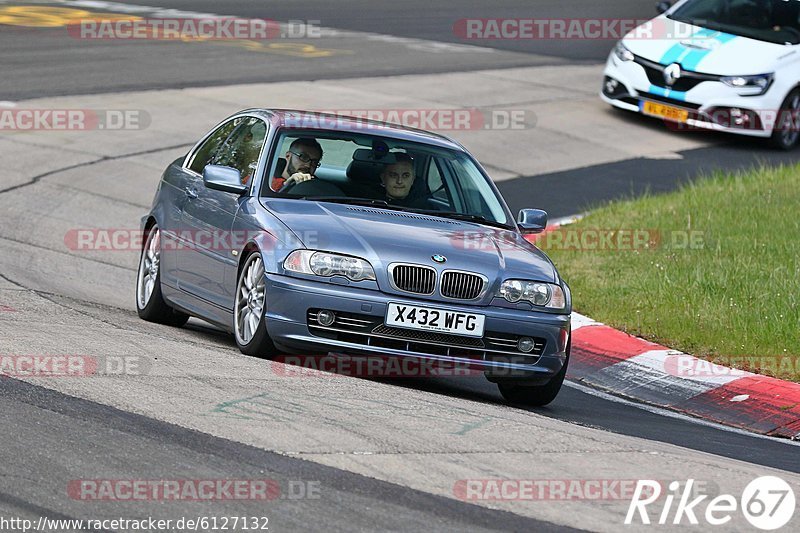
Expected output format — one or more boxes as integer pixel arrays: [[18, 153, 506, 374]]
[[626, 349, 752, 387], [571, 311, 600, 331]]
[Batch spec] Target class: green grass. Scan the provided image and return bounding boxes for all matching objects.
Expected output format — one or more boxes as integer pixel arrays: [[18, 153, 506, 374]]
[[542, 164, 800, 381]]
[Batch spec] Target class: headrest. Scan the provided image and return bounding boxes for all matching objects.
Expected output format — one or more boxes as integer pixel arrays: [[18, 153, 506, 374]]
[[275, 157, 287, 177], [346, 159, 385, 183]]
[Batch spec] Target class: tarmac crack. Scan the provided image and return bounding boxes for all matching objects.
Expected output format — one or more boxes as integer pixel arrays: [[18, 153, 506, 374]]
[[47, 181, 151, 209], [0, 234, 135, 273], [0, 280, 233, 353], [0, 271, 26, 290], [0, 142, 193, 195]]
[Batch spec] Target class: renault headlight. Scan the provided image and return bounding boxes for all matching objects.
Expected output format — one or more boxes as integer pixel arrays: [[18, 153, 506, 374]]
[[614, 42, 634, 62], [284, 250, 376, 282], [721, 73, 773, 95], [498, 280, 566, 310]]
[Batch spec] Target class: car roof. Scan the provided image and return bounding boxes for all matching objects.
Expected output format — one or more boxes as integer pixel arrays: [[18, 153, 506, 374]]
[[240, 108, 467, 151]]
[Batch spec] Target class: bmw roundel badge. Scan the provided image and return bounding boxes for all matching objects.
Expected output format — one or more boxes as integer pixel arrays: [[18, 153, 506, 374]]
[[432, 255, 447, 263]]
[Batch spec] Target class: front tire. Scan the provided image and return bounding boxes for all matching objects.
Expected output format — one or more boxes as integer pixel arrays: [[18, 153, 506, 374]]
[[771, 89, 800, 150], [498, 341, 570, 407], [234, 252, 278, 358], [136, 225, 189, 327]]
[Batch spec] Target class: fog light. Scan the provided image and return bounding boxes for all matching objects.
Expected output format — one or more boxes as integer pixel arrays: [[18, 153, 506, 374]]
[[517, 337, 535, 353], [708, 107, 758, 130], [603, 76, 627, 99], [317, 309, 336, 326]]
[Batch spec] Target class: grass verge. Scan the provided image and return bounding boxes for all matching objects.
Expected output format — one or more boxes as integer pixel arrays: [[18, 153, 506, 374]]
[[539, 164, 800, 381]]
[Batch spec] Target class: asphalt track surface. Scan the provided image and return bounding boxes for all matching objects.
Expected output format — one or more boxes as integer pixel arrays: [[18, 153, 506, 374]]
[[0, 377, 573, 533], [1, 0, 645, 99], [2, 0, 800, 531]]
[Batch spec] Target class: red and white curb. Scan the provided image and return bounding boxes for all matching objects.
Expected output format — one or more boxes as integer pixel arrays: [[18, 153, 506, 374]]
[[531, 218, 800, 439], [569, 315, 800, 439]]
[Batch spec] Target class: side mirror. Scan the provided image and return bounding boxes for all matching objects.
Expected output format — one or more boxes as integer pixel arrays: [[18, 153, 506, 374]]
[[518, 209, 548, 234], [203, 165, 247, 195], [656, 1, 672, 14]]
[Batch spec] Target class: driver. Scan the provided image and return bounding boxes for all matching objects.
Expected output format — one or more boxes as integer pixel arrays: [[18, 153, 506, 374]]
[[270, 137, 323, 192]]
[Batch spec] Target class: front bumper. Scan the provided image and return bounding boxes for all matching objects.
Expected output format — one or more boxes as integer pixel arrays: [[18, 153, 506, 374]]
[[601, 53, 781, 138], [264, 273, 570, 384]]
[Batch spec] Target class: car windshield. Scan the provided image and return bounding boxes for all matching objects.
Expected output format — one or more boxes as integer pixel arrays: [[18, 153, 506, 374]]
[[264, 129, 512, 227], [668, 0, 800, 45]]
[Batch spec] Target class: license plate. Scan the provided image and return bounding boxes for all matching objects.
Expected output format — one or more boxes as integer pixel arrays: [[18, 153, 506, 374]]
[[385, 303, 485, 338], [641, 100, 689, 123]]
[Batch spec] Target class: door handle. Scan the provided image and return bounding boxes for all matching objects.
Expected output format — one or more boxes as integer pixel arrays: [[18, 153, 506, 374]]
[[184, 187, 198, 199]]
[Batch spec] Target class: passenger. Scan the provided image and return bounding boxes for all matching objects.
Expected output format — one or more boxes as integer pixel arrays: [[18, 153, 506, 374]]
[[379, 153, 428, 208], [270, 137, 323, 192]]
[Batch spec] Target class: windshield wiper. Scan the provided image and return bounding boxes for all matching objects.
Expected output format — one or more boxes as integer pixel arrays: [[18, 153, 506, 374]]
[[305, 198, 514, 228], [305, 196, 387, 206], [304, 196, 409, 210], [414, 211, 514, 229]]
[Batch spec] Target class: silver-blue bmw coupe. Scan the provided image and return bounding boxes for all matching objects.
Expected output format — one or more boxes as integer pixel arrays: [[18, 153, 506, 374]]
[[136, 109, 572, 405]]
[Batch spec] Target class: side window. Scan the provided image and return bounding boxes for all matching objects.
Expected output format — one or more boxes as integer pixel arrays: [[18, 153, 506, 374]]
[[210, 117, 268, 185], [188, 120, 238, 174]]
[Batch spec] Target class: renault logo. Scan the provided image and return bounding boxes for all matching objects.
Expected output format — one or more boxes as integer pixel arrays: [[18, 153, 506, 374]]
[[431, 255, 447, 263], [664, 63, 682, 86]]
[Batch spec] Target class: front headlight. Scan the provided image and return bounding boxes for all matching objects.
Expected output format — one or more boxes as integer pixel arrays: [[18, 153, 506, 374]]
[[284, 250, 376, 282], [721, 73, 774, 95], [498, 280, 566, 310], [614, 42, 634, 62]]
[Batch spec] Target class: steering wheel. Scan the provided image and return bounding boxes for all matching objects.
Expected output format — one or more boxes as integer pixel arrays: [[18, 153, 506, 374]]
[[278, 179, 297, 194]]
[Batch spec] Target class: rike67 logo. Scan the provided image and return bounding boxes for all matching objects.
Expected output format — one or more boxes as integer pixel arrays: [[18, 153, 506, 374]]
[[626, 477, 795, 530]]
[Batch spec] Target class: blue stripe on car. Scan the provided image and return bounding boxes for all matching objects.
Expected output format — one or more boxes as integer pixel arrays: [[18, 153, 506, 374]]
[[681, 31, 737, 71], [658, 27, 736, 71], [659, 27, 715, 65], [647, 85, 687, 102]]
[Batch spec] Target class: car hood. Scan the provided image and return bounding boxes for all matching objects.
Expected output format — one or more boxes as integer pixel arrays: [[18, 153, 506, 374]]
[[623, 19, 793, 74], [265, 199, 557, 297]]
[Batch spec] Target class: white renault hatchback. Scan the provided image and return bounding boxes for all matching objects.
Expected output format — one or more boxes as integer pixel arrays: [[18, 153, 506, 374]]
[[601, 0, 800, 149]]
